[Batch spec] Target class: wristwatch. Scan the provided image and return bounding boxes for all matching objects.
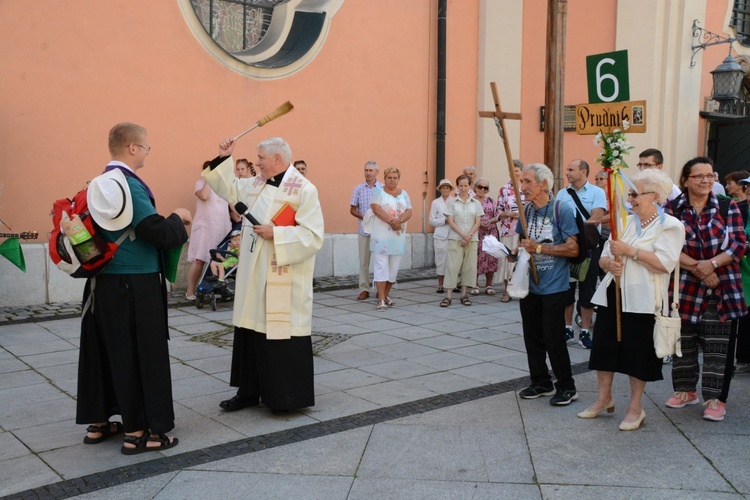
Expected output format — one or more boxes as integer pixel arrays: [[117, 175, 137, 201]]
[[711, 259, 719, 269], [632, 249, 639, 261], [536, 244, 542, 255]]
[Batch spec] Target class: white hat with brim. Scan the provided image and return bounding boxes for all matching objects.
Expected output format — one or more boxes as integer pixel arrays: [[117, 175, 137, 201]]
[[739, 176, 750, 185], [87, 169, 133, 231], [437, 178, 454, 190]]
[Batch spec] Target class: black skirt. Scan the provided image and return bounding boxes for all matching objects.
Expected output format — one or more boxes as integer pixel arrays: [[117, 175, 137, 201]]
[[230, 327, 315, 410], [76, 273, 174, 434], [588, 282, 664, 382]]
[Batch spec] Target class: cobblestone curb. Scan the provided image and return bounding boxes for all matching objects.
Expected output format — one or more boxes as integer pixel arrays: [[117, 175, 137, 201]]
[[0, 268, 438, 326]]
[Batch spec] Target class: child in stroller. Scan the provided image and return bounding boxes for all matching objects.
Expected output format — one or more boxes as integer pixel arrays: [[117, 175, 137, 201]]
[[195, 228, 241, 310], [210, 230, 241, 284]]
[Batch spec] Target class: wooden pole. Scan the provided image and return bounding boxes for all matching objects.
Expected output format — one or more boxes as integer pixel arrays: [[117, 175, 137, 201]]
[[544, 0, 568, 192], [605, 169, 623, 342], [478, 82, 538, 284]]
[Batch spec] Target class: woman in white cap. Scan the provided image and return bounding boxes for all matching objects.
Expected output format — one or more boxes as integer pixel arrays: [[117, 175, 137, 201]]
[[429, 178, 454, 293]]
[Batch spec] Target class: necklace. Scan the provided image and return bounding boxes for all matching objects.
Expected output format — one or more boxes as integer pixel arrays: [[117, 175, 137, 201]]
[[528, 203, 550, 240], [640, 212, 658, 227]]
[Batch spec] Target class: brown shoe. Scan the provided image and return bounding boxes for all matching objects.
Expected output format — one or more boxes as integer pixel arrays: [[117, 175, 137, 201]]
[[357, 291, 370, 300]]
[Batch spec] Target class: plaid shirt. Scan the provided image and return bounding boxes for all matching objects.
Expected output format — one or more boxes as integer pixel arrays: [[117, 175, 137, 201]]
[[665, 194, 747, 323], [350, 180, 383, 236]]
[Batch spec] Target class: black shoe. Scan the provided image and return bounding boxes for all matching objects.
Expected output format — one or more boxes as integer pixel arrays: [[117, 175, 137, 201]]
[[219, 394, 259, 411], [519, 386, 555, 399], [452, 287, 461, 293], [550, 389, 578, 406]]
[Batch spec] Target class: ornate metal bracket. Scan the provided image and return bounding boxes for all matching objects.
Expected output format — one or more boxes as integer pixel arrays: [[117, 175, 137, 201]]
[[692, 19, 736, 68]]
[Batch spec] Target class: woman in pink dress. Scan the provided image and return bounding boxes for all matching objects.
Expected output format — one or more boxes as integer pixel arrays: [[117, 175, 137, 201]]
[[472, 178, 499, 296], [186, 161, 232, 300], [496, 160, 525, 302]]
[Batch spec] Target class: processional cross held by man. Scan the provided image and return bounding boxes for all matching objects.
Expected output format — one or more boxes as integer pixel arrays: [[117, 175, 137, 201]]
[[478, 82, 538, 284]]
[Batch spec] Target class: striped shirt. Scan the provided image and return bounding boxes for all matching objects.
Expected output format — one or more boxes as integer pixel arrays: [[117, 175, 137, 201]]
[[350, 180, 383, 236], [444, 196, 484, 241]]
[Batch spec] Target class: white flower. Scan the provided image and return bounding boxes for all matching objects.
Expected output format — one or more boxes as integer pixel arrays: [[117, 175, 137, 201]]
[[613, 128, 620, 134], [613, 150, 620, 157], [594, 133, 601, 146], [613, 158, 622, 166], [622, 119, 630, 130]]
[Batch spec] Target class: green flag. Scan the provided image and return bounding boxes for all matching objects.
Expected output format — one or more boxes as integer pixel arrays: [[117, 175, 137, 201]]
[[0, 238, 26, 272]]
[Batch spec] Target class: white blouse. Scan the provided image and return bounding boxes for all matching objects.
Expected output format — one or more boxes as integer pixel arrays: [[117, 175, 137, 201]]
[[592, 214, 685, 314]]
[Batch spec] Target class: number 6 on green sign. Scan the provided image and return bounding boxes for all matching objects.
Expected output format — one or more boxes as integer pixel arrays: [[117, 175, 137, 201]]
[[586, 50, 630, 104]]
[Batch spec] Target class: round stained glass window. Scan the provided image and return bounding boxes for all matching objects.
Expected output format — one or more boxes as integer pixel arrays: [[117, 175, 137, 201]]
[[181, 0, 343, 79]]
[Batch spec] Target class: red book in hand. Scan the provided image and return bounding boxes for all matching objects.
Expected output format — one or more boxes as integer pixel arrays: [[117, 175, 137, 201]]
[[272, 203, 297, 226]]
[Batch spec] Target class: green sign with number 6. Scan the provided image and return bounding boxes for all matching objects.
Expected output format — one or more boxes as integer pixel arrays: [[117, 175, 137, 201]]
[[586, 50, 630, 104]]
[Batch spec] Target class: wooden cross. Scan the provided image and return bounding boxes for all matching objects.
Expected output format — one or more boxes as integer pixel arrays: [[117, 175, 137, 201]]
[[478, 82, 538, 284]]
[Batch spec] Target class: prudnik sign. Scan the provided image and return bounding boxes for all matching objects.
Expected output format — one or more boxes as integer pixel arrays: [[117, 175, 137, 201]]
[[576, 50, 647, 135], [576, 100, 647, 135]]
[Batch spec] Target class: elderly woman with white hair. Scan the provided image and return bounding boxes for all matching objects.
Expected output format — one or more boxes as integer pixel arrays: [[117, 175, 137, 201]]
[[579, 168, 685, 431]]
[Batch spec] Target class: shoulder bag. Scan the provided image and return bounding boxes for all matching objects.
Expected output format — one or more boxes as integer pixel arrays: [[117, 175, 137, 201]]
[[653, 262, 683, 358]]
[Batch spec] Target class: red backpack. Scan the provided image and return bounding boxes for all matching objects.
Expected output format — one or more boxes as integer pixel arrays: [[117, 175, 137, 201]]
[[49, 188, 133, 278]]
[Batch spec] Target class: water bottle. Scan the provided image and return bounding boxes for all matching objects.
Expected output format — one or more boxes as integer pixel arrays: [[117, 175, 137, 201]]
[[61, 213, 103, 263]]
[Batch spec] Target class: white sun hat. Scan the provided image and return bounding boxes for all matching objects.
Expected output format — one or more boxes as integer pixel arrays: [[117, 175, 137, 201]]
[[87, 169, 133, 231]]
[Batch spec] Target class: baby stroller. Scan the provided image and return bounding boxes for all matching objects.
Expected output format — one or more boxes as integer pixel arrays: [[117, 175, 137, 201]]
[[195, 226, 240, 311]]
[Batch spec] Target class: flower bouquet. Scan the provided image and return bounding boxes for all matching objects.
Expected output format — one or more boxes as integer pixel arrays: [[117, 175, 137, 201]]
[[594, 120, 634, 168]]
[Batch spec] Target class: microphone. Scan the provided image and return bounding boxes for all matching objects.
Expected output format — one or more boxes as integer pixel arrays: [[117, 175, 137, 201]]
[[234, 202, 261, 226]]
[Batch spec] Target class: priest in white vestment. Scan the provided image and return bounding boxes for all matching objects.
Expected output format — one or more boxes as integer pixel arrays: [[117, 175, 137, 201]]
[[203, 137, 324, 413]]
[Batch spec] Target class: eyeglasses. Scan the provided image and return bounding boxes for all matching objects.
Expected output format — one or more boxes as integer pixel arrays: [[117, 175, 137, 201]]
[[475, 185, 489, 190], [687, 174, 714, 182], [627, 191, 656, 199], [636, 162, 657, 168], [133, 144, 151, 153]]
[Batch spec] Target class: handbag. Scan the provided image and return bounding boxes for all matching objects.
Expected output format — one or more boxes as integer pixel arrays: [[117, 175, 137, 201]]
[[507, 247, 530, 299], [570, 257, 591, 282], [362, 209, 375, 234], [653, 262, 683, 358]]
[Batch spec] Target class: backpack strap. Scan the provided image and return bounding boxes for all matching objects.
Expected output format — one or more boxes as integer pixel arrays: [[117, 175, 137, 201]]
[[671, 193, 730, 221], [566, 187, 592, 220], [717, 195, 730, 221]]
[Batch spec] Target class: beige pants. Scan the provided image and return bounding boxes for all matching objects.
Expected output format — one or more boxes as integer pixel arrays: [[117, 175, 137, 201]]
[[444, 240, 478, 289], [358, 234, 372, 292]]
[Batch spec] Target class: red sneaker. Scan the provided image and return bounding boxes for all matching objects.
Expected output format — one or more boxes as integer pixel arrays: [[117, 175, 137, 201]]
[[665, 391, 699, 408], [703, 399, 726, 421]]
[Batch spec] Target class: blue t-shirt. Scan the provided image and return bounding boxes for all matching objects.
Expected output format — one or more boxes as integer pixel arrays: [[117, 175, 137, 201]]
[[516, 200, 578, 295], [101, 177, 160, 274]]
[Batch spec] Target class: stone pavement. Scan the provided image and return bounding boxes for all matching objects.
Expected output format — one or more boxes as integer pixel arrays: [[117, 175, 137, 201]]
[[1, 274, 749, 499]]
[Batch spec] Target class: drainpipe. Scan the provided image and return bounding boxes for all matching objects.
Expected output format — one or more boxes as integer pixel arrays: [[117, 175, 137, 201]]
[[431, 0, 446, 269], [436, 0, 447, 183]]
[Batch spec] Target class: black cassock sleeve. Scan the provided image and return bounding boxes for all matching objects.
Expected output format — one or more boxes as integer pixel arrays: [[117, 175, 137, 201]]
[[135, 213, 188, 250]]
